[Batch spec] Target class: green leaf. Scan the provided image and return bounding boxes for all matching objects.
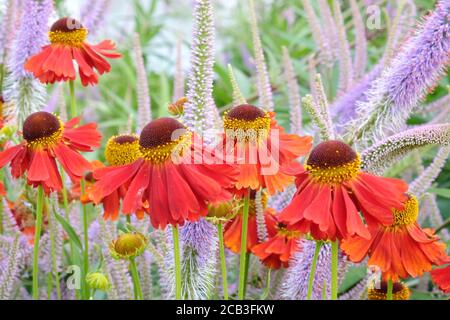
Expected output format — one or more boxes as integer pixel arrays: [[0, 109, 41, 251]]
[[428, 188, 450, 199], [54, 211, 83, 250]]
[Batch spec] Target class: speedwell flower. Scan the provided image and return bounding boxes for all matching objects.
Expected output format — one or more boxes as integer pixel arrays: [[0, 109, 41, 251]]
[[24, 17, 121, 86], [222, 104, 312, 195], [279, 140, 409, 241], [368, 281, 410, 300], [341, 195, 449, 281], [0, 112, 101, 193], [93, 117, 239, 229]]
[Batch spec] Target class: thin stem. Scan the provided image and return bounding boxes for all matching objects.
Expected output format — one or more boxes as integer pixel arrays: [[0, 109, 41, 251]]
[[307, 241, 323, 300], [331, 240, 339, 300], [238, 188, 250, 300], [217, 222, 228, 300], [260, 269, 271, 299], [172, 225, 182, 300], [322, 280, 327, 300], [129, 258, 143, 300], [69, 80, 77, 118], [32, 185, 45, 300], [81, 179, 90, 300], [387, 279, 393, 300], [48, 205, 62, 300]]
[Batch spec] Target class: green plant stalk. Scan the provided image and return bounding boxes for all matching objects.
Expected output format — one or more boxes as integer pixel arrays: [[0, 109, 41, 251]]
[[387, 279, 393, 300], [238, 189, 250, 300], [47, 273, 52, 299], [331, 240, 339, 300], [172, 225, 182, 300], [260, 269, 271, 299], [32, 185, 45, 300], [48, 201, 62, 300], [81, 179, 90, 300], [217, 222, 228, 300], [129, 258, 143, 300], [69, 80, 77, 118], [307, 241, 323, 300]]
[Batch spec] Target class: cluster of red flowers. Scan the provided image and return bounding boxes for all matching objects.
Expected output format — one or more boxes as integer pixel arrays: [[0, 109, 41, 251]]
[[0, 16, 448, 298]]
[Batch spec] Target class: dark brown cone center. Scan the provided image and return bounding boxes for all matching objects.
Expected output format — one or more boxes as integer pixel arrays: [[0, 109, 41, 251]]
[[139, 118, 186, 148], [114, 135, 138, 144], [379, 281, 404, 293], [307, 140, 357, 168], [23, 112, 61, 142], [50, 17, 84, 32], [227, 104, 265, 121]]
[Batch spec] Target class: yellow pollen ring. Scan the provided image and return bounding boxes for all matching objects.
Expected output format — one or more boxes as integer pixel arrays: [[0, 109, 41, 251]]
[[49, 28, 88, 47], [392, 195, 419, 226], [276, 227, 301, 239], [140, 131, 192, 164], [105, 135, 142, 166], [306, 154, 361, 185], [25, 121, 63, 150], [368, 283, 410, 300], [223, 111, 271, 142]]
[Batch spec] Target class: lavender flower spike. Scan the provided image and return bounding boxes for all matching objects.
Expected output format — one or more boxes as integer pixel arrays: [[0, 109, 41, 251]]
[[349, 0, 367, 80], [227, 64, 247, 106], [282, 47, 302, 135], [249, 0, 274, 111], [3, 0, 52, 127], [333, 0, 353, 93], [0, 0, 20, 66], [80, 0, 111, 37], [173, 37, 185, 101], [360, 124, 450, 175], [0, 235, 21, 300], [134, 32, 152, 132]]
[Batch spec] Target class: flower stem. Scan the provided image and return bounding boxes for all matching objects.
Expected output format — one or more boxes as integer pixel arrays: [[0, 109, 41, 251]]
[[217, 222, 228, 300], [260, 269, 271, 299], [48, 203, 62, 300], [69, 80, 77, 118], [307, 241, 323, 300], [331, 240, 339, 300], [172, 225, 182, 300], [387, 279, 393, 300], [32, 185, 44, 300], [238, 188, 250, 300], [129, 258, 143, 300], [81, 179, 90, 299]]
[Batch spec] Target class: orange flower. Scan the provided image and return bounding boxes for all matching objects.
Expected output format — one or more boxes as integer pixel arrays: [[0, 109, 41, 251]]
[[24, 17, 121, 86], [224, 190, 277, 253], [0, 112, 101, 193], [431, 265, 450, 294], [222, 104, 312, 195], [341, 195, 449, 281], [251, 221, 302, 269], [279, 140, 408, 241], [92, 118, 239, 229]]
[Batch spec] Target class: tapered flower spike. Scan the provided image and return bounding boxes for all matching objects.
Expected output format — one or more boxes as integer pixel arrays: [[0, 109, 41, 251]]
[[339, 274, 372, 300], [227, 64, 247, 106], [301, 0, 333, 66], [0, 235, 20, 300], [282, 47, 302, 135], [133, 32, 152, 133], [409, 146, 450, 197], [173, 37, 185, 101], [308, 56, 319, 103], [349, 0, 450, 144], [183, 0, 221, 139], [302, 94, 333, 141], [3, 0, 52, 127], [317, 0, 338, 60], [268, 185, 296, 212], [255, 190, 268, 243], [1, 199, 20, 235], [249, 0, 274, 112], [425, 94, 450, 114], [0, 0, 20, 66], [137, 251, 153, 300], [314, 74, 335, 139], [360, 124, 450, 175], [421, 193, 450, 241], [333, 0, 353, 93], [80, 0, 111, 37], [349, 0, 367, 80]]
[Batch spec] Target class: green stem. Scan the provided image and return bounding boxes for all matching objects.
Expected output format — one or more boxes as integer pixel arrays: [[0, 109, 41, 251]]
[[307, 241, 323, 300], [48, 205, 62, 300], [81, 179, 89, 299], [129, 258, 143, 300], [260, 269, 271, 299], [47, 273, 53, 299], [217, 222, 228, 300], [32, 185, 45, 300], [69, 80, 77, 118], [238, 188, 250, 300], [386, 279, 393, 300], [331, 240, 339, 300], [322, 280, 327, 300], [172, 225, 182, 300]]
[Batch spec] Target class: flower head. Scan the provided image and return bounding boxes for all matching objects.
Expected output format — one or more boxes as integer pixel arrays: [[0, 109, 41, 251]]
[[86, 272, 110, 291], [279, 140, 409, 241], [105, 134, 141, 166], [342, 195, 449, 281], [368, 281, 410, 300], [0, 111, 101, 193], [109, 232, 148, 260], [24, 17, 121, 86]]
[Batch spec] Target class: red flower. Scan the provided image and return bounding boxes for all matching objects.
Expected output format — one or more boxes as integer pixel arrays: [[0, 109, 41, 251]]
[[251, 221, 302, 269], [279, 140, 408, 241], [224, 191, 277, 253], [222, 104, 312, 195], [431, 265, 450, 294], [92, 118, 239, 229], [0, 112, 101, 193], [341, 196, 449, 281], [24, 17, 121, 86]]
